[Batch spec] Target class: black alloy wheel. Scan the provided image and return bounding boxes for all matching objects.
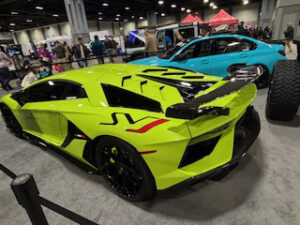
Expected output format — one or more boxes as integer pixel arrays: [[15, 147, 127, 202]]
[[0, 104, 23, 138], [96, 137, 155, 201]]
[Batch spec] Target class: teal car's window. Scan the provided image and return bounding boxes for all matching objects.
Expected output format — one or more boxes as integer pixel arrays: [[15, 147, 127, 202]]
[[101, 84, 162, 113], [159, 42, 187, 59], [178, 40, 212, 59], [213, 38, 257, 55], [26, 81, 67, 103]]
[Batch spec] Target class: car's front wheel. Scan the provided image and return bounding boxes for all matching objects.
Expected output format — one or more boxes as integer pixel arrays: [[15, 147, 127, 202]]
[[0, 104, 23, 138], [95, 136, 155, 201]]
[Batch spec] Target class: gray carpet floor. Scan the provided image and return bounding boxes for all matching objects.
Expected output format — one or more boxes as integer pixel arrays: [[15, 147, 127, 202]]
[[1, 47, 300, 225]]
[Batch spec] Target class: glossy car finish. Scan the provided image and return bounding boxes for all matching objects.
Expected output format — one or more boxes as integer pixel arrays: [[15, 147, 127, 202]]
[[0, 64, 259, 194], [130, 35, 286, 77]]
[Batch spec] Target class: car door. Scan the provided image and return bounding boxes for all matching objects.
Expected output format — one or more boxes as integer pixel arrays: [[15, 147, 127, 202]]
[[168, 39, 213, 74], [19, 80, 68, 145], [209, 37, 258, 77]]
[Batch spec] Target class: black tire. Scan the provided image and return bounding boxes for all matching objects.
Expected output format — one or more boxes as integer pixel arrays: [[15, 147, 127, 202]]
[[95, 136, 155, 201], [0, 104, 24, 138], [266, 60, 300, 121]]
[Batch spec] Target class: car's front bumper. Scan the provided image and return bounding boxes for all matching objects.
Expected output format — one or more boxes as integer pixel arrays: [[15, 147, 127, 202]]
[[158, 106, 260, 193]]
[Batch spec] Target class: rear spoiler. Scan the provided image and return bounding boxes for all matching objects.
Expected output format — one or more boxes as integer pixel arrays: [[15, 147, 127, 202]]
[[166, 65, 262, 120]]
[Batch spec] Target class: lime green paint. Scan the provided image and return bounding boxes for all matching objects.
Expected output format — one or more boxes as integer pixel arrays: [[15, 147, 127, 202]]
[[0, 64, 257, 190]]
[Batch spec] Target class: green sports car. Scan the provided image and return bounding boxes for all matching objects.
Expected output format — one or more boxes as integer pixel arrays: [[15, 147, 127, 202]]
[[0, 64, 261, 201]]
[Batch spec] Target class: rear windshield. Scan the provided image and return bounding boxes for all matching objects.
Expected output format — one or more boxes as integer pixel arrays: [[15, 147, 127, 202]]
[[159, 42, 187, 59]]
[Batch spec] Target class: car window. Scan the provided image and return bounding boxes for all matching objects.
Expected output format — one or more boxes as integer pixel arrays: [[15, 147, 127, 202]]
[[213, 38, 257, 55], [179, 40, 212, 59], [156, 30, 165, 43], [178, 28, 195, 39], [26, 81, 67, 103], [101, 84, 162, 113], [64, 84, 87, 100], [158, 42, 187, 59]]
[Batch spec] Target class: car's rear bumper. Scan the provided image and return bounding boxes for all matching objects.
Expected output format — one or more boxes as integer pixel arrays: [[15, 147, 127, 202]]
[[158, 106, 260, 193]]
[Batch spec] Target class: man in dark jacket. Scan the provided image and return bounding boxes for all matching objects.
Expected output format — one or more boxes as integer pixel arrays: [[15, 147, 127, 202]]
[[91, 35, 105, 64], [104, 35, 114, 63], [284, 23, 294, 53], [73, 37, 90, 68], [236, 21, 250, 37]]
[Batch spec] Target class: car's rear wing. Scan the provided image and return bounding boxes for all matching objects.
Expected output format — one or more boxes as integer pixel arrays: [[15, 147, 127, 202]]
[[166, 65, 262, 120]]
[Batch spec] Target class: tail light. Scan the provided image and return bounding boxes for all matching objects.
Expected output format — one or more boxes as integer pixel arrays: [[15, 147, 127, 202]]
[[278, 50, 286, 56], [126, 119, 168, 133]]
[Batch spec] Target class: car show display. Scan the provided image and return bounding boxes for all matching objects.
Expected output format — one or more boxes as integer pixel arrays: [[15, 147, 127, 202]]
[[1, 64, 261, 201]]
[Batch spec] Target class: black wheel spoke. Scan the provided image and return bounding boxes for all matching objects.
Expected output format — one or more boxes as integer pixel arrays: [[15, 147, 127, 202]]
[[99, 143, 143, 199]]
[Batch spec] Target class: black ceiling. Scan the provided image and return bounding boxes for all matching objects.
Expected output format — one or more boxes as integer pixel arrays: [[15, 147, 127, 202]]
[[0, 0, 261, 32]]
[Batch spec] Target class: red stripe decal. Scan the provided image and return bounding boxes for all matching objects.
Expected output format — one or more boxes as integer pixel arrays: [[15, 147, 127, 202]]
[[126, 119, 169, 133], [139, 150, 157, 155]]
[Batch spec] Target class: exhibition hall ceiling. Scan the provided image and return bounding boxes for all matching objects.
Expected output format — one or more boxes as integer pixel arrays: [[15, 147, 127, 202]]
[[0, 0, 261, 32]]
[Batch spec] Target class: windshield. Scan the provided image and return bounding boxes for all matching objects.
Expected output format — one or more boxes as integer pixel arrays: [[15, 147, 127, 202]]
[[158, 42, 187, 59]]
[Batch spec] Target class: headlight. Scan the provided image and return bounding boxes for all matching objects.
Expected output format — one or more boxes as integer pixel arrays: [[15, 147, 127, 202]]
[[224, 65, 264, 81]]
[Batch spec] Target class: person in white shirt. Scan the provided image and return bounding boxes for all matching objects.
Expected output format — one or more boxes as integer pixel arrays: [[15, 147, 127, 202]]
[[0, 46, 14, 91]]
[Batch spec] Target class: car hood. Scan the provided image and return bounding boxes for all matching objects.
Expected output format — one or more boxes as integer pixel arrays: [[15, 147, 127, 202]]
[[130, 56, 168, 66]]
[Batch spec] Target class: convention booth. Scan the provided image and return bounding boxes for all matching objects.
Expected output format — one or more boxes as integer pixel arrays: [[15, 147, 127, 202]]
[[206, 9, 239, 27]]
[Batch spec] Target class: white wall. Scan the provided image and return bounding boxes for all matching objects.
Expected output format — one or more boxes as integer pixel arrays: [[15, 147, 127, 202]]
[[157, 15, 177, 24], [123, 22, 136, 34], [16, 30, 30, 54], [44, 25, 60, 39], [88, 21, 98, 32], [30, 28, 44, 43], [137, 19, 148, 27], [232, 3, 260, 27], [0, 32, 12, 40], [60, 23, 71, 36]]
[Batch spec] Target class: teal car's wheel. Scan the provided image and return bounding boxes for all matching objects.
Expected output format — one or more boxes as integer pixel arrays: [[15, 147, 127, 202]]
[[0, 104, 23, 138], [95, 136, 155, 201]]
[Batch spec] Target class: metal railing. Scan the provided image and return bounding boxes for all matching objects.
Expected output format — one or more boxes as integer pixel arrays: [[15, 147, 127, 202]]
[[0, 163, 99, 225]]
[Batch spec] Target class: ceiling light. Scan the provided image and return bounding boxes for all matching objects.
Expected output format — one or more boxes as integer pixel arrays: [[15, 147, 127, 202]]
[[124, 19, 128, 22], [115, 18, 119, 21], [52, 14, 59, 17], [186, 9, 191, 13], [27, 19, 32, 22], [11, 12, 19, 15], [158, 1, 164, 5], [10, 23, 15, 26], [125, 7, 130, 10], [35, 6, 43, 10], [212, 5, 218, 9], [155, 12, 158, 14], [102, 3, 108, 6], [181, 7, 186, 11], [209, 2, 214, 7], [139, 16, 144, 20], [98, 17, 103, 20], [204, 0, 209, 3], [98, 12, 103, 15], [161, 13, 165, 16], [116, 14, 121, 17], [10, 29, 14, 32], [131, 15, 135, 18], [243, 0, 249, 5], [171, 4, 176, 8]]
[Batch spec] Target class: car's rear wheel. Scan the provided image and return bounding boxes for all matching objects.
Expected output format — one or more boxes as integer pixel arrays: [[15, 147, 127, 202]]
[[266, 60, 300, 121], [95, 136, 155, 201], [0, 104, 23, 138]]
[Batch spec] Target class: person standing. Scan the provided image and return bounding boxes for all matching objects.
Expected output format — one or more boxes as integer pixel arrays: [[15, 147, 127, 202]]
[[0, 46, 14, 91], [63, 41, 73, 69], [144, 30, 158, 57], [73, 38, 90, 68], [91, 35, 105, 64], [284, 23, 294, 53], [104, 35, 114, 63], [124, 35, 132, 48], [53, 41, 69, 71], [38, 43, 53, 75]]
